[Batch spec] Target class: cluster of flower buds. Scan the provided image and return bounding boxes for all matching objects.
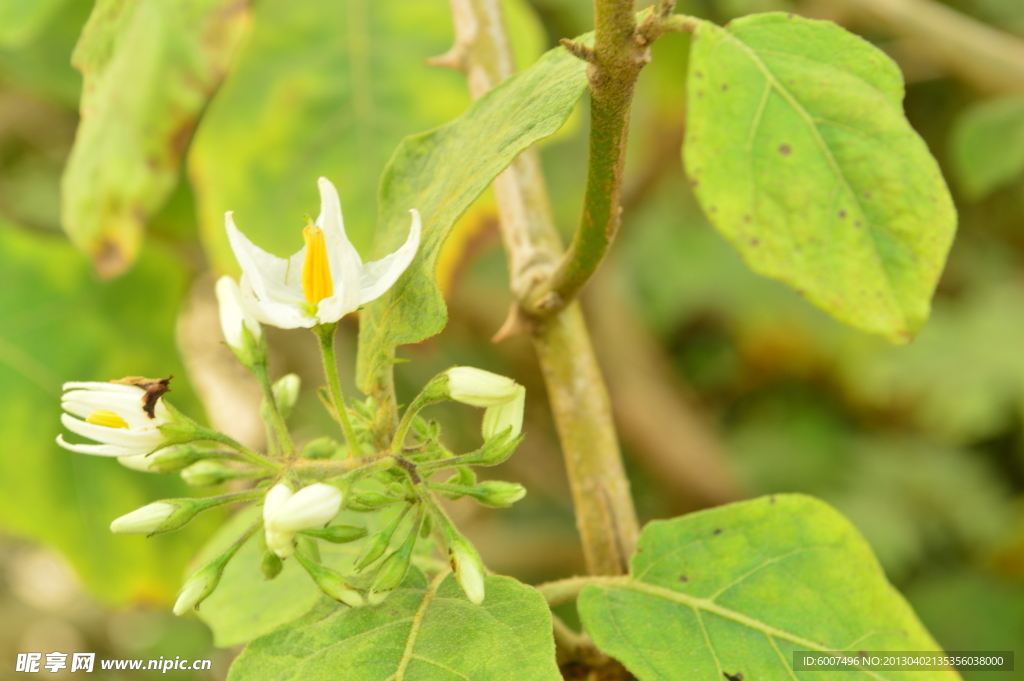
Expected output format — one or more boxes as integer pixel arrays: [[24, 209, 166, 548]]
[[56, 177, 531, 616]]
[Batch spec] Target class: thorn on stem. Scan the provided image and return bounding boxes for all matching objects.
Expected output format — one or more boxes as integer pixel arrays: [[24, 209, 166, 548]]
[[659, 0, 678, 18], [427, 45, 468, 72], [560, 38, 597, 63]]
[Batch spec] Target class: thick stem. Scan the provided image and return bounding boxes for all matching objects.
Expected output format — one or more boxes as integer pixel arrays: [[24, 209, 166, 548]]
[[439, 0, 639, 575], [525, 0, 650, 315], [315, 323, 361, 455]]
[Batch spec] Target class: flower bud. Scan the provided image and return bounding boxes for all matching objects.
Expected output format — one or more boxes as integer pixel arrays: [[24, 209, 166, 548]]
[[354, 531, 390, 571], [444, 367, 521, 407], [461, 433, 523, 467], [350, 492, 398, 509], [369, 548, 412, 596], [300, 525, 367, 544], [482, 385, 525, 440], [449, 541, 485, 605], [466, 481, 526, 508], [110, 502, 176, 534], [294, 552, 364, 607], [261, 550, 283, 580], [173, 560, 225, 616], [263, 483, 343, 558], [147, 445, 223, 473], [215, 275, 263, 366], [301, 436, 338, 460], [272, 373, 301, 417], [180, 460, 245, 487]]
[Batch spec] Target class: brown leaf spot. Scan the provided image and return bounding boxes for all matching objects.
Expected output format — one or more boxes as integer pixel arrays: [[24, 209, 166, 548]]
[[838, 210, 846, 219], [721, 83, 729, 91], [679, 575, 688, 583], [779, 144, 791, 156]]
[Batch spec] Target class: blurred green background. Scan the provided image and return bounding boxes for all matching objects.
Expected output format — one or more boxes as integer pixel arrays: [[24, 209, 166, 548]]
[[1, 0, 1023, 678]]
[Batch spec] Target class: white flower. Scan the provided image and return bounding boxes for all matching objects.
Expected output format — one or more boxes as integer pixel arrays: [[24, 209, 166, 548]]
[[225, 177, 421, 329], [110, 502, 176, 534], [263, 483, 343, 558], [482, 385, 525, 440], [57, 381, 171, 457], [215, 275, 262, 351], [445, 367, 521, 407]]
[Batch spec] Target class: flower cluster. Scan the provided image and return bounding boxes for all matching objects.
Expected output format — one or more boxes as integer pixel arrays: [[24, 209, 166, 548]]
[[57, 178, 527, 615]]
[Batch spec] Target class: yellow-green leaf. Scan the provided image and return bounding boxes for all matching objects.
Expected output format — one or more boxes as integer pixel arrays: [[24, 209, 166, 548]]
[[61, 0, 247, 276], [684, 13, 956, 344]]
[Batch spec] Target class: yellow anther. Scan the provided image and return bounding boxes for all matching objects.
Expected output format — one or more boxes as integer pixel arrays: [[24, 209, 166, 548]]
[[87, 409, 130, 429], [302, 224, 334, 306]]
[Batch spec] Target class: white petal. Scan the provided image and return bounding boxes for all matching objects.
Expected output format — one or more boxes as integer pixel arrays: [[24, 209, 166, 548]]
[[61, 414, 163, 452], [56, 435, 128, 457], [226, 212, 307, 308], [117, 454, 160, 472], [239, 273, 315, 329], [315, 177, 363, 323], [268, 483, 341, 533], [63, 390, 167, 428], [263, 484, 294, 523], [62, 381, 142, 395], [358, 209, 422, 305]]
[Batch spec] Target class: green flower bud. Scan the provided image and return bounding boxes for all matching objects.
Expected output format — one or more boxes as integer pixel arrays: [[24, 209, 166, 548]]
[[148, 445, 226, 473], [180, 461, 241, 487], [351, 492, 400, 509], [300, 525, 367, 544], [293, 552, 364, 607], [261, 550, 283, 580], [369, 549, 412, 595], [301, 436, 339, 460], [355, 505, 410, 571], [467, 481, 527, 508], [354, 531, 390, 571]]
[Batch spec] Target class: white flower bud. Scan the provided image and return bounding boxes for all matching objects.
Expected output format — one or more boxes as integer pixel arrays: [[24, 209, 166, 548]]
[[263, 483, 342, 558], [215, 275, 262, 362], [444, 367, 521, 407], [450, 544, 485, 605], [173, 562, 222, 616], [272, 373, 301, 415], [482, 385, 525, 440], [110, 502, 176, 534]]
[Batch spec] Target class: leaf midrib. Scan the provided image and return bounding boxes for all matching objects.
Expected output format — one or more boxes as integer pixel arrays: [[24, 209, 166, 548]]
[[599, 577, 892, 681], [720, 25, 906, 327]]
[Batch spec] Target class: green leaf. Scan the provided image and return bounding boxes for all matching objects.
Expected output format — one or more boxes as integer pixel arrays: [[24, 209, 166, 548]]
[[684, 13, 956, 344], [578, 494, 954, 681], [187, 0, 480, 275], [0, 0, 69, 49], [356, 38, 589, 395], [950, 95, 1024, 200], [195, 500, 433, 647], [0, 223, 218, 605], [226, 570, 561, 681], [60, 0, 247, 276]]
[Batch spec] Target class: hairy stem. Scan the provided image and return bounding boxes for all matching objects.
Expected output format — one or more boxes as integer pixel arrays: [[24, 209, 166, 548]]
[[252, 360, 295, 457], [195, 430, 283, 471], [439, 0, 639, 575], [315, 323, 360, 455]]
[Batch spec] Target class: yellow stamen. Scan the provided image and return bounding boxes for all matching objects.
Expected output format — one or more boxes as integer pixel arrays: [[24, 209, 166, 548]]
[[302, 224, 334, 306], [87, 409, 129, 429]]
